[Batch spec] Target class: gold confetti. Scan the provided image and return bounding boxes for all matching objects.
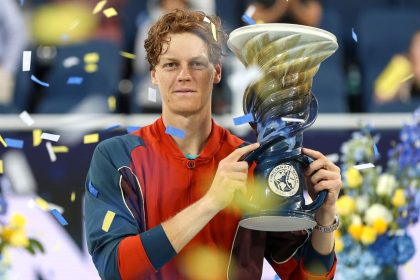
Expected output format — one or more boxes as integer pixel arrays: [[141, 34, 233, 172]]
[[0, 134, 7, 147], [84, 133, 99, 144], [93, 0, 107, 14], [211, 22, 217, 41], [52, 146, 69, 153], [119, 51, 136, 60], [102, 210, 116, 232], [0, 160, 3, 174], [108, 96, 116, 112], [71, 192, 76, 202], [103, 7, 118, 18], [33, 129, 42, 147], [35, 197, 50, 211], [85, 63, 98, 73], [84, 52, 99, 64]]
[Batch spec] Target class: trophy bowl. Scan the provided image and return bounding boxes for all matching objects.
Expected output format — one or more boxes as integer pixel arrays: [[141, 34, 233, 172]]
[[227, 24, 338, 231]]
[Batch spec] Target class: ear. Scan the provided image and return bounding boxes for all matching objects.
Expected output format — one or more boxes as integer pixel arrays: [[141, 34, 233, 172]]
[[151, 69, 158, 85], [213, 64, 222, 84]]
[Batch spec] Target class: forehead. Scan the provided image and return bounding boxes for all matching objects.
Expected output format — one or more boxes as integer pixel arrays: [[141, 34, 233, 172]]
[[160, 33, 210, 60]]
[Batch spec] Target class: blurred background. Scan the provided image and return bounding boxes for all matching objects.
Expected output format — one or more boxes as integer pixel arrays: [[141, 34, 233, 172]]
[[0, 0, 419, 279]]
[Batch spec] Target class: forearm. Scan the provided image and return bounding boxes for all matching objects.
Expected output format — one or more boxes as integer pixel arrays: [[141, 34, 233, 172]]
[[162, 195, 220, 253], [311, 207, 336, 255]]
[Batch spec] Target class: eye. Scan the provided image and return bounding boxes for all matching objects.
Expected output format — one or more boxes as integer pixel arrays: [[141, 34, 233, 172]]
[[163, 62, 177, 70], [191, 61, 206, 69]]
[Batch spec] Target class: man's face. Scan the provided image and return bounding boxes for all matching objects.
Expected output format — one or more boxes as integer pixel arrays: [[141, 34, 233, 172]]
[[151, 33, 222, 116]]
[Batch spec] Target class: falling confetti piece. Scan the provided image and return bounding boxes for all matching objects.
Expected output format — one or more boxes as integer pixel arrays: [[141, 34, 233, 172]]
[[0, 135, 7, 147], [85, 63, 98, 73], [102, 210, 116, 232], [373, 143, 380, 159], [127, 126, 141, 133], [41, 133, 60, 142], [33, 129, 42, 147], [119, 51, 136, 59], [35, 197, 50, 211], [281, 117, 305, 123], [103, 7, 118, 18], [84, 53, 99, 64], [0, 160, 3, 174], [148, 87, 157, 102], [325, 153, 339, 163], [84, 133, 99, 144], [22, 51, 31, 71], [88, 181, 99, 197], [242, 14, 256, 25], [211, 22, 217, 41], [4, 138, 24, 149], [203, 16, 211, 23], [93, 0, 107, 14], [46, 142, 57, 162], [352, 28, 358, 42], [52, 146, 69, 153], [50, 209, 68, 226], [31, 75, 50, 87], [108, 96, 116, 112], [70, 192, 76, 202], [353, 163, 375, 170], [233, 113, 254, 126], [165, 126, 185, 139], [67, 77, 84, 85], [245, 5, 256, 17], [19, 110, 34, 126], [63, 56, 80, 68]]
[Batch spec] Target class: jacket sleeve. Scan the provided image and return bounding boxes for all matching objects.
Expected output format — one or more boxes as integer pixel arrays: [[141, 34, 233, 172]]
[[84, 139, 176, 280], [265, 232, 337, 280]]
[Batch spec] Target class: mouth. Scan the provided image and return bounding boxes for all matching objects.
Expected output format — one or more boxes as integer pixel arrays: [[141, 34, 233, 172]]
[[173, 89, 196, 95]]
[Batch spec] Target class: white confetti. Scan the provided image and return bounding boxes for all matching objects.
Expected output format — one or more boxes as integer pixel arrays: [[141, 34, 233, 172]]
[[46, 142, 57, 162], [22, 51, 31, 71], [281, 117, 305, 123], [19, 110, 34, 126], [325, 153, 339, 163], [353, 163, 375, 170], [41, 133, 60, 142], [245, 5, 256, 17], [63, 56, 80, 68], [148, 87, 157, 102]]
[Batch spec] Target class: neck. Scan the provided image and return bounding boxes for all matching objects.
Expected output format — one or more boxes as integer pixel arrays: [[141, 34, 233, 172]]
[[162, 110, 212, 156]]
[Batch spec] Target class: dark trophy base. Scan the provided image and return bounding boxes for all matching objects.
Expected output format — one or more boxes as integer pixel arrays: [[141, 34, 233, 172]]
[[239, 210, 316, 232]]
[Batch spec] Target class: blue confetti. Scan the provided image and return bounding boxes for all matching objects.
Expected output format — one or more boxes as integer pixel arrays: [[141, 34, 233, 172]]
[[165, 126, 185, 139], [104, 124, 120, 131], [233, 113, 254, 126], [88, 181, 99, 197], [31, 75, 50, 87], [0, 197, 8, 215], [67, 76, 83, 85], [4, 138, 24, 149], [127, 126, 141, 133], [352, 28, 358, 42], [373, 143, 380, 159], [242, 14, 256, 25], [50, 209, 68, 226]]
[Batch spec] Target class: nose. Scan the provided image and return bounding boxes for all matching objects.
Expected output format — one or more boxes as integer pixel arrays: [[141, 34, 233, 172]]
[[177, 66, 192, 82]]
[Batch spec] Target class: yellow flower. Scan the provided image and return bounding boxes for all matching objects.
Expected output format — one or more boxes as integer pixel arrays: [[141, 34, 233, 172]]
[[360, 226, 377, 245], [391, 188, 406, 208], [10, 213, 27, 229], [335, 237, 344, 253], [372, 218, 388, 235], [345, 168, 363, 188], [336, 195, 356, 216], [348, 224, 363, 241], [334, 230, 342, 239], [9, 229, 29, 247]]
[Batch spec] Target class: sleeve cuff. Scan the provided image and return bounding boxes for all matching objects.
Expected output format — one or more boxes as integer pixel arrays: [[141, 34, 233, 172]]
[[140, 224, 177, 270], [302, 240, 335, 274]]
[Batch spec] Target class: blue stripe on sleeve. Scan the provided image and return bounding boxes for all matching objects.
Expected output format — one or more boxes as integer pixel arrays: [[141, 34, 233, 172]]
[[140, 224, 177, 270]]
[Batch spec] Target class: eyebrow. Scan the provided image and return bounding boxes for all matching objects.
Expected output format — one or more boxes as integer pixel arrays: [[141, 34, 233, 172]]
[[160, 55, 208, 62]]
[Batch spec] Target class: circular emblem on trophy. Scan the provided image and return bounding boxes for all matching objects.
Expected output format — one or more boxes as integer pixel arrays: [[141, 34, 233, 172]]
[[268, 164, 299, 197]]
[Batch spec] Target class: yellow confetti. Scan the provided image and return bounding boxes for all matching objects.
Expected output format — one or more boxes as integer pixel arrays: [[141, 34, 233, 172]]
[[85, 63, 98, 73], [71, 192, 76, 202], [103, 7, 118, 18], [33, 129, 42, 147], [119, 51, 136, 60], [108, 96, 116, 112], [102, 210, 115, 232], [0, 160, 3, 174], [0, 134, 7, 147], [211, 22, 217, 41], [52, 146, 69, 153], [84, 52, 99, 64], [84, 133, 99, 144], [35, 197, 50, 211], [93, 0, 107, 14]]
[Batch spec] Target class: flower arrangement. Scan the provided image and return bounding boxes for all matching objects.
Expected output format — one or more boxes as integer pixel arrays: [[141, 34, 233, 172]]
[[334, 108, 419, 279]]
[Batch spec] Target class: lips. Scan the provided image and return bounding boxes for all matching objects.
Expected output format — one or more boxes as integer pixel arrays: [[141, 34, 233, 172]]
[[173, 88, 196, 93]]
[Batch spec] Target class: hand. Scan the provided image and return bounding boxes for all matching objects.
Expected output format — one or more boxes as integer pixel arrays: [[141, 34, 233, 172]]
[[204, 142, 260, 212], [303, 147, 342, 226]]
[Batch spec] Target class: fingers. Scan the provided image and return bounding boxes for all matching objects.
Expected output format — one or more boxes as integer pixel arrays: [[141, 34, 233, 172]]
[[309, 169, 341, 186], [303, 148, 340, 176], [226, 142, 260, 162]]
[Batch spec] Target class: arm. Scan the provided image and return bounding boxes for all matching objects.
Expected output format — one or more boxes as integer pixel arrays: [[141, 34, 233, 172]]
[[288, 0, 323, 26]]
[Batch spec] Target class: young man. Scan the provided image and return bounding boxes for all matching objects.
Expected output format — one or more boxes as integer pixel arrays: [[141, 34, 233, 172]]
[[85, 9, 341, 280]]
